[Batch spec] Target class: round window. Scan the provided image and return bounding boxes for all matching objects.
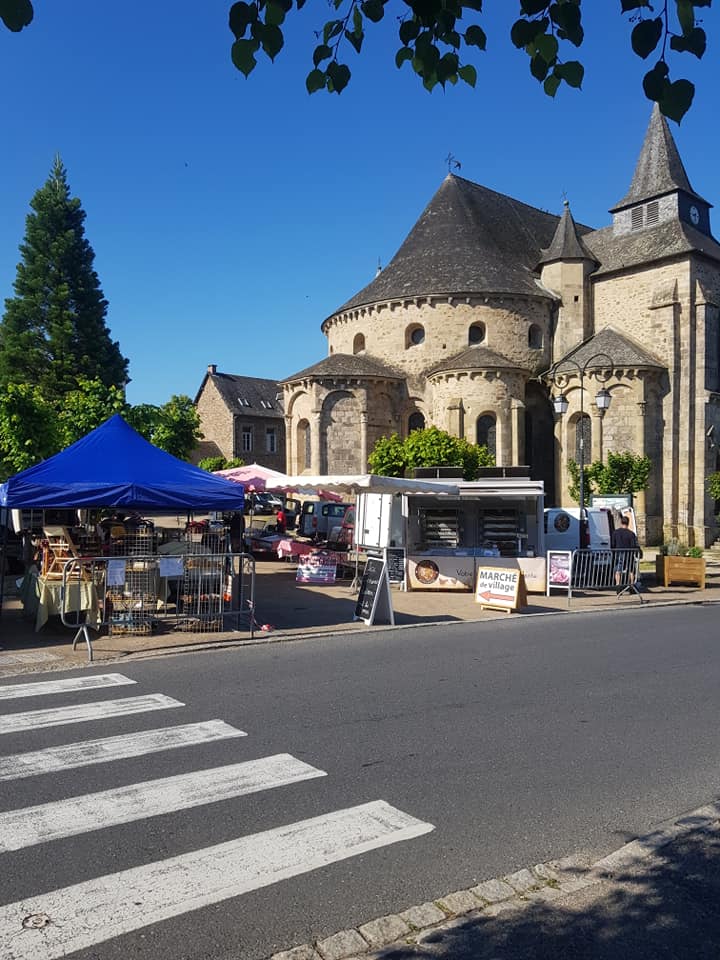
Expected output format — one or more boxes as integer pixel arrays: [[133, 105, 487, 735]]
[[410, 326, 425, 345], [554, 513, 571, 532]]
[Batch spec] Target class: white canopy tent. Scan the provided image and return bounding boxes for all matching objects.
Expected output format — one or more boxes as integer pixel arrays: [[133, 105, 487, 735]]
[[264, 474, 460, 497]]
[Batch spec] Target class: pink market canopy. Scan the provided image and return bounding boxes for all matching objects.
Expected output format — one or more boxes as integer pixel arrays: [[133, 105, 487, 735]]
[[0, 415, 245, 512], [217, 464, 344, 502]]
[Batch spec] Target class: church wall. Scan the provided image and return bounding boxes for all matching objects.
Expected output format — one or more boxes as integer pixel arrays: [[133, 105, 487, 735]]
[[592, 260, 691, 370], [325, 296, 553, 388], [428, 369, 527, 465]]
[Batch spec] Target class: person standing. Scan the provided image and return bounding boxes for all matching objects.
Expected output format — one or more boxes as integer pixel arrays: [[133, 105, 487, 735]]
[[611, 515, 641, 594], [276, 507, 286, 536]]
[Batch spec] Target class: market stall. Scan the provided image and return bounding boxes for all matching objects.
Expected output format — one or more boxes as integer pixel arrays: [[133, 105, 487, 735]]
[[0, 415, 248, 649]]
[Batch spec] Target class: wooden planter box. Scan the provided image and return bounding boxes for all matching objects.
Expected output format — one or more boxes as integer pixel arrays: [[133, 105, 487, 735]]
[[655, 555, 706, 589]]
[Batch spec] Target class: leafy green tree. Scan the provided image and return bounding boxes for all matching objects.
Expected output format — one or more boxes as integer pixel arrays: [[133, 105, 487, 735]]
[[56, 377, 129, 449], [706, 472, 720, 503], [2, 2, 708, 121], [367, 434, 408, 477], [0, 383, 59, 478], [369, 426, 494, 480], [139, 395, 203, 461], [197, 455, 245, 472], [567, 451, 652, 503], [0, 155, 128, 401]]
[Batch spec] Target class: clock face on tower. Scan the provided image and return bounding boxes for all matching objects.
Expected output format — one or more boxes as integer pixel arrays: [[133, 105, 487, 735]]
[[690, 205, 700, 226]]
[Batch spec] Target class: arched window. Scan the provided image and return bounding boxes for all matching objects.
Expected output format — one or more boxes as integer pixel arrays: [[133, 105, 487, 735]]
[[476, 414, 496, 458], [406, 324, 425, 348], [468, 322, 486, 345], [575, 414, 591, 464], [353, 333, 365, 355], [408, 411, 425, 433], [528, 324, 543, 349]]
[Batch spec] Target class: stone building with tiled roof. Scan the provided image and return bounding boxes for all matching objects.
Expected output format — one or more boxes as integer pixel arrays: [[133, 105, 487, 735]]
[[282, 105, 720, 545], [194, 366, 285, 473]]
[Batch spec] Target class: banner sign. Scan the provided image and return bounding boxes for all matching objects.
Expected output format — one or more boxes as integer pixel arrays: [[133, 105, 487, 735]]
[[296, 553, 337, 584], [546, 550, 572, 595]]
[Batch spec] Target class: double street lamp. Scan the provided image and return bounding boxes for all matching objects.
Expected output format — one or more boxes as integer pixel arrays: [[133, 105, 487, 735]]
[[540, 352, 615, 550]]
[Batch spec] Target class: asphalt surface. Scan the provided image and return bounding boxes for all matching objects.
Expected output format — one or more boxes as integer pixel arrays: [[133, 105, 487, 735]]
[[2, 603, 720, 959]]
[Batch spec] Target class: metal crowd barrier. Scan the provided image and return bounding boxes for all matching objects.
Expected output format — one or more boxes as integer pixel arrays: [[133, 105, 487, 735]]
[[60, 551, 256, 661], [569, 548, 644, 602]]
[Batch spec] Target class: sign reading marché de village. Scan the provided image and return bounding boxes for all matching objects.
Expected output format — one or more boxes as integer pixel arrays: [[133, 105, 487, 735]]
[[475, 566, 523, 612]]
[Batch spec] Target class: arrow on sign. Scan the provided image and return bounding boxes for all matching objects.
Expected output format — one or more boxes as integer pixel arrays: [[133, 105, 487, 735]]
[[478, 590, 511, 603]]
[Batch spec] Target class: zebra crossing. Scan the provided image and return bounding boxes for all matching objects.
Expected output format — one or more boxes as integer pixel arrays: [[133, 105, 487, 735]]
[[0, 671, 434, 960]]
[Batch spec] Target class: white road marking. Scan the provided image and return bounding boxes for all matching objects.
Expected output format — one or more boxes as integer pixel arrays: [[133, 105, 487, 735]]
[[0, 720, 246, 781], [0, 754, 326, 851], [0, 694, 183, 735], [0, 800, 433, 960], [0, 673, 136, 701]]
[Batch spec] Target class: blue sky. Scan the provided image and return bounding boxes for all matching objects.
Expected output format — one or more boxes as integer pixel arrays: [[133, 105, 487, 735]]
[[1, 1, 718, 406]]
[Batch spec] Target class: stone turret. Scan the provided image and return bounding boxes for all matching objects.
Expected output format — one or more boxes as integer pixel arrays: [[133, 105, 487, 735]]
[[537, 200, 598, 362]]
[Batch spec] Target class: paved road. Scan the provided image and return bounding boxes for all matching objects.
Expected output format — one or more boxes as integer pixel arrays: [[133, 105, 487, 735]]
[[1, 604, 720, 960]]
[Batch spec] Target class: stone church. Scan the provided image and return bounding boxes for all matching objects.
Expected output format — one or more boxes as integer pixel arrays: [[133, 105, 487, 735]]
[[279, 106, 720, 546]]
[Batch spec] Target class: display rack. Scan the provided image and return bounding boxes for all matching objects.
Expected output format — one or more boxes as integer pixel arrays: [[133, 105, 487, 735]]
[[419, 510, 461, 549], [479, 510, 526, 557]]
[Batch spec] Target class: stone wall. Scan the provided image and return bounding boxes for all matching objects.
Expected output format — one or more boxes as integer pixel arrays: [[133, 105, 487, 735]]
[[195, 378, 234, 462]]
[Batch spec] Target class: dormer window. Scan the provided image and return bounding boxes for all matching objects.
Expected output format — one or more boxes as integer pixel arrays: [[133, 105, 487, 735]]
[[259, 399, 273, 409]]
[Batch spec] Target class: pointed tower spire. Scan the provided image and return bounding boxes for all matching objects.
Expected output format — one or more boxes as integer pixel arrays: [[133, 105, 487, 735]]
[[536, 200, 598, 268], [611, 104, 706, 212]]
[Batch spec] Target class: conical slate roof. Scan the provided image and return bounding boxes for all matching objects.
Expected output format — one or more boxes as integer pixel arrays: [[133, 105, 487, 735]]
[[332, 175, 592, 314], [282, 353, 402, 383], [427, 345, 522, 377], [611, 104, 707, 212], [537, 201, 598, 268], [555, 327, 664, 374]]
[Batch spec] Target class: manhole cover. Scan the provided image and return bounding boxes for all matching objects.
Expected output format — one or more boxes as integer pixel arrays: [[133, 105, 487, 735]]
[[22, 913, 51, 929]]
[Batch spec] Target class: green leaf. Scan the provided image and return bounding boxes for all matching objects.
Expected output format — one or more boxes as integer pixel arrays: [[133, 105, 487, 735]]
[[510, 17, 546, 48], [305, 68, 327, 93], [458, 63, 477, 87], [396, 46, 414, 67], [642, 60, 670, 100], [530, 52, 549, 80], [520, 0, 549, 14], [543, 72, 561, 97], [228, 1, 254, 39], [556, 59, 583, 87], [670, 27, 706, 59], [260, 23, 283, 58], [231, 39, 259, 76], [464, 24, 486, 49], [360, 0, 384, 23], [353, 5, 363, 32], [620, 0, 650, 10], [322, 19, 343, 43], [549, 2, 582, 45], [631, 17, 663, 59], [676, 0, 695, 35], [0, 0, 33, 32], [313, 43, 332, 66], [265, 1, 286, 27], [326, 60, 351, 93], [399, 18, 419, 44], [344, 27, 363, 53], [436, 51, 459, 83], [534, 32, 558, 64], [659, 78, 695, 122]]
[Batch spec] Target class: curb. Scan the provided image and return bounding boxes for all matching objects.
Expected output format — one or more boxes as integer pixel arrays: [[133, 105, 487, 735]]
[[1, 594, 719, 679], [266, 799, 720, 960]]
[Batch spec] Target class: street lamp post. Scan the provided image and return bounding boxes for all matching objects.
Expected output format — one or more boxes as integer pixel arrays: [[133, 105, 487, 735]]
[[540, 353, 615, 551]]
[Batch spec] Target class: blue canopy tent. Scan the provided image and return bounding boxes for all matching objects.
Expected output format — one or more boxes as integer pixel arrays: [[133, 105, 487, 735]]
[[0, 415, 244, 511]]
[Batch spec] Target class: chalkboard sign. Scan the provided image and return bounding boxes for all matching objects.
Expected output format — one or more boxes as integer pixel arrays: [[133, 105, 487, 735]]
[[385, 548, 406, 584], [353, 557, 394, 626]]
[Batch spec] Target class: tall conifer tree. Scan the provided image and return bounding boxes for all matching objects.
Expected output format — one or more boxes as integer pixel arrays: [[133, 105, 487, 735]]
[[0, 155, 128, 399]]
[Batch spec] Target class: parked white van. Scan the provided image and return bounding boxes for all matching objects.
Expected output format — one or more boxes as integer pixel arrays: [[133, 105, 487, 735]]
[[297, 500, 352, 540], [544, 507, 614, 553]]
